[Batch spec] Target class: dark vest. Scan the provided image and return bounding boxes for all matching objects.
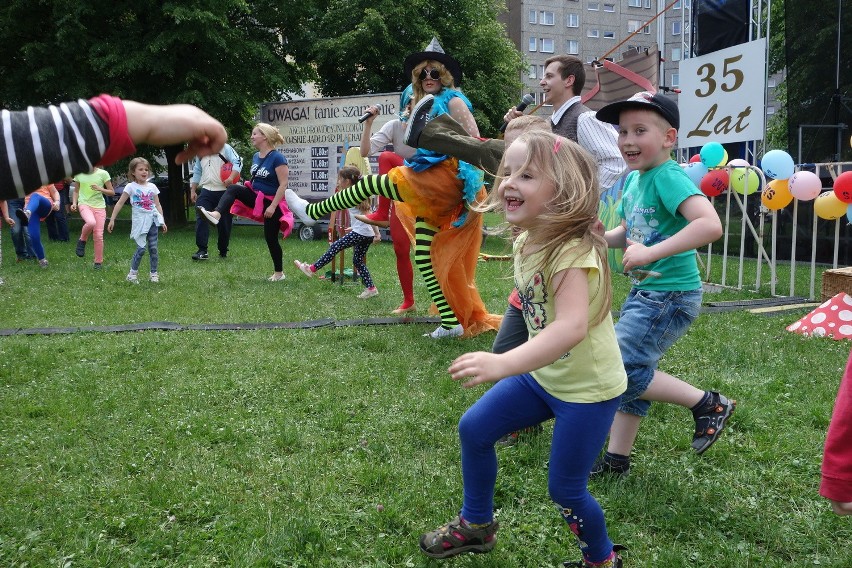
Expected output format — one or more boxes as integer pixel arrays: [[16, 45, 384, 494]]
[[551, 101, 592, 143]]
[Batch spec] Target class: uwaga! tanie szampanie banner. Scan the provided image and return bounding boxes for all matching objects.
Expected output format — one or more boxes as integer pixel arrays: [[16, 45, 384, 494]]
[[260, 93, 400, 199]]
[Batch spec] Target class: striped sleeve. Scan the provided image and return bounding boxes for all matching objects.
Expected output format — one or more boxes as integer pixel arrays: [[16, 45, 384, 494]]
[[0, 95, 134, 200], [577, 112, 627, 190]]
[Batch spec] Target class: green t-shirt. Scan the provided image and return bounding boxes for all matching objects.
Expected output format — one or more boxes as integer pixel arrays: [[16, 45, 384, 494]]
[[513, 234, 627, 403], [73, 168, 111, 209], [617, 160, 703, 291]]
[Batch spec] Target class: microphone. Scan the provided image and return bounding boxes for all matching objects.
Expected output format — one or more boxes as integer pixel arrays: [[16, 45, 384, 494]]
[[499, 93, 536, 133], [358, 108, 376, 123]]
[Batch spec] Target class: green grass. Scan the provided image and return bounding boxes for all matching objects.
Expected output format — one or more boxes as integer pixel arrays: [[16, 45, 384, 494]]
[[1, 217, 851, 567]]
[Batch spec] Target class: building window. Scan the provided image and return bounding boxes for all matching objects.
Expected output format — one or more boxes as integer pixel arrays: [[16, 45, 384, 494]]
[[673, 0, 682, 8], [588, 28, 600, 37], [671, 47, 681, 61], [768, 77, 777, 88], [588, 2, 600, 10], [628, 0, 642, 7], [541, 38, 554, 53], [567, 39, 580, 54], [672, 21, 682, 35], [529, 37, 537, 51], [767, 106, 776, 115], [603, 31, 615, 39], [529, 65, 537, 79], [671, 73, 679, 87], [567, 13, 579, 27], [627, 19, 641, 32], [604, 3, 615, 11], [643, 0, 651, 7], [540, 11, 555, 25], [529, 9, 537, 24]]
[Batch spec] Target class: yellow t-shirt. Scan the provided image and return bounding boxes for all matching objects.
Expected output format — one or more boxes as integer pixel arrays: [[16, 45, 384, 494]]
[[513, 234, 627, 403], [73, 168, 111, 209]]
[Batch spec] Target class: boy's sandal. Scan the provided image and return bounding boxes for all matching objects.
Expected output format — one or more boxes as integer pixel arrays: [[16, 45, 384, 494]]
[[419, 516, 498, 559]]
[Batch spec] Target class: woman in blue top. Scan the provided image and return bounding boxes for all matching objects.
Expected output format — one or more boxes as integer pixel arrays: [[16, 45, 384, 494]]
[[286, 39, 501, 339], [200, 123, 294, 281]]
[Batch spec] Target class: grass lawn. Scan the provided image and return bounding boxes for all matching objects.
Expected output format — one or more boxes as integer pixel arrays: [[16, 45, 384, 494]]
[[1, 216, 851, 567]]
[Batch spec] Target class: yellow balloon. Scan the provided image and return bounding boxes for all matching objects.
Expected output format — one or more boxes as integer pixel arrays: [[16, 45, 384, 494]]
[[814, 191, 848, 220], [761, 179, 793, 210], [730, 167, 760, 195]]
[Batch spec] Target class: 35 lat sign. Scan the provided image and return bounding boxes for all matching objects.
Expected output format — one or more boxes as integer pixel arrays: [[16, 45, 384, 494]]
[[679, 38, 766, 148]]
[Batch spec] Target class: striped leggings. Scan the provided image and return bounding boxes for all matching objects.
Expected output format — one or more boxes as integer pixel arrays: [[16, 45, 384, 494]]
[[304, 175, 459, 329]]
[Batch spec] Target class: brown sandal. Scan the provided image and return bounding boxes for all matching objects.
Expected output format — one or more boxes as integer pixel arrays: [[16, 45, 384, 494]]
[[419, 515, 498, 559]]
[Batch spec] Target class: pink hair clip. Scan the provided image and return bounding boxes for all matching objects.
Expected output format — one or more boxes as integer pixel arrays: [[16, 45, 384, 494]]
[[553, 137, 563, 153]]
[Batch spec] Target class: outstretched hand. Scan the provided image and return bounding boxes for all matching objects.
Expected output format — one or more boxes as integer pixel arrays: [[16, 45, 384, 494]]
[[123, 101, 227, 164], [448, 351, 505, 388]]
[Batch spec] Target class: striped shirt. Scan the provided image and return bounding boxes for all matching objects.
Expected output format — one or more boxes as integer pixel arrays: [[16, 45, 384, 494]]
[[551, 96, 626, 189], [0, 95, 133, 200]]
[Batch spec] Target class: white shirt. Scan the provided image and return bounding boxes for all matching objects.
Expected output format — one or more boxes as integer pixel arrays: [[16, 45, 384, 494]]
[[551, 96, 626, 189], [368, 120, 416, 160]]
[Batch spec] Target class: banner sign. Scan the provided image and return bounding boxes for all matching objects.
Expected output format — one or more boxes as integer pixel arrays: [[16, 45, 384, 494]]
[[679, 38, 766, 148], [260, 93, 400, 198]]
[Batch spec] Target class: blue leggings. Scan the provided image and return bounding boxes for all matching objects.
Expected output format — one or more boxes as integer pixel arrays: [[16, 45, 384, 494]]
[[130, 223, 159, 273], [313, 231, 375, 288], [24, 194, 53, 260], [458, 373, 619, 564]]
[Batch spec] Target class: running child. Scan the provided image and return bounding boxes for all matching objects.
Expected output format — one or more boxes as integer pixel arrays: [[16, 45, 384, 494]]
[[15, 184, 60, 268], [107, 157, 167, 283], [293, 166, 382, 299], [419, 131, 626, 568]]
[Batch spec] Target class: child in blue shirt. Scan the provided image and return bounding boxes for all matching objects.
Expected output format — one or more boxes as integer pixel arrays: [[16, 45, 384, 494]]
[[593, 91, 734, 476]]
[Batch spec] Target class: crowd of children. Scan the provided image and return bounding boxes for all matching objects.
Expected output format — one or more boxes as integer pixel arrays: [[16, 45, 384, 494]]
[[5, 81, 851, 568]]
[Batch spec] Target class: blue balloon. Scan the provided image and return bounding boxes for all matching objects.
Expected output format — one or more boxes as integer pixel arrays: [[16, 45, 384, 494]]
[[684, 162, 709, 189], [846, 203, 852, 224], [700, 142, 726, 168], [760, 149, 795, 180]]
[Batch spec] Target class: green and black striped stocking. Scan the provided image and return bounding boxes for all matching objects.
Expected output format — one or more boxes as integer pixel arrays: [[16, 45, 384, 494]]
[[305, 174, 401, 219], [414, 219, 460, 330]]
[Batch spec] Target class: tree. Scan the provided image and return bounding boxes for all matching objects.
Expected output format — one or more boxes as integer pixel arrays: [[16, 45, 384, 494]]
[[297, 0, 526, 136], [0, 0, 314, 223]]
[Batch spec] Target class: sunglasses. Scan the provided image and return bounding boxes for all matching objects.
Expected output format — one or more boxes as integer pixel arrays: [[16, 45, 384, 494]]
[[418, 68, 441, 81]]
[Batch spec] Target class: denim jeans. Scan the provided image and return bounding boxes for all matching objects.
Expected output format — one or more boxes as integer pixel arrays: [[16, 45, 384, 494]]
[[7, 198, 34, 259], [615, 287, 702, 417], [130, 223, 159, 273]]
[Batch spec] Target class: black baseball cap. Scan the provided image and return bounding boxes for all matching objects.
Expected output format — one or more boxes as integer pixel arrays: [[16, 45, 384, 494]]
[[596, 91, 680, 130]]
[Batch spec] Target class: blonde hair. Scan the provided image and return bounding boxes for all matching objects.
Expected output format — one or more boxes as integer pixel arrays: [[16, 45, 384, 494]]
[[128, 157, 151, 177], [411, 60, 455, 104], [479, 130, 612, 324], [254, 122, 285, 147], [504, 115, 550, 144]]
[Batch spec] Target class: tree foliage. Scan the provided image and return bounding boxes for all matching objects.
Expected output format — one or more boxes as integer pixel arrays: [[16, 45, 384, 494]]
[[297, 0, 526, 136]]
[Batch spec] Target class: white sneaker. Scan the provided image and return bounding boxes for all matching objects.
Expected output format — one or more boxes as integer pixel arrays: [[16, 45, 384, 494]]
[[285, 188, 316, 226], [358, 287, 379, 299], [150, 273, 160, 283], [197, 206, 220, 226], [126, 272, 139, 284], [424, 324, 464, 339], [294, 260, 315, 278]]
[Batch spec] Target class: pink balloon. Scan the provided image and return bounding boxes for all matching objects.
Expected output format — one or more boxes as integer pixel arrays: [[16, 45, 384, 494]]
[[788, 171, 823, 201], [727, 158, 750, 168]]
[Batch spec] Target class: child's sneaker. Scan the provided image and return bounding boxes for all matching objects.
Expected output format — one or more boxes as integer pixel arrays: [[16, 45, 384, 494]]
[[15, 208, 30, 224], [150, 273, 159, 283], [38, 258, 49, 268], [691, 392, 736, 454], [424, 324, 463, 339], [563, 545, 626, 567], [93, 262, 102, 270], [589, 452, 631, 478], [294, 260, 315, 278], [75, 239, 86, 257], [358, 286, 378, 299], [126, 272, 139, 284], [419, 515, 498, 559]]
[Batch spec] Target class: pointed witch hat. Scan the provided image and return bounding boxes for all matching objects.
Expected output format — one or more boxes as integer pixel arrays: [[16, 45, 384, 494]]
[[786, 292, 852, 339], [403, 37, 463, 87]]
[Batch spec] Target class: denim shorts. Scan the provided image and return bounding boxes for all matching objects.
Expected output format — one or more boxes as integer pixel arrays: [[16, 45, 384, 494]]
[[616, 287, 702, 417]]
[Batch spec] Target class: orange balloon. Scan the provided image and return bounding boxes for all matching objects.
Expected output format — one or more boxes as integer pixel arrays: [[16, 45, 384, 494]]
[[761, 179, 793, 210]]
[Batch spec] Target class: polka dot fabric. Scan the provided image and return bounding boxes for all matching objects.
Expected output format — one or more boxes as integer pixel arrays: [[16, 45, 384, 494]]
[[787, 293, 852, 339]]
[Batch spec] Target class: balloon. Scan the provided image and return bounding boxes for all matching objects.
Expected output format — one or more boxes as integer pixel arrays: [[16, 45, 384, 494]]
[[700, 142, 727, 168], [700, 169, 729, 197], [689, 154, 702, 163], [761, 179, 793, 210], [814, 191, 848, 220], [727, 158, 750, 168], [760, 150, 795, 180], [788, 171, 823, 201], [730, 167, 760, 195], [833, 171, 852, 203], [684, 162, 709, 189], [847, 204, 852, 224]]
